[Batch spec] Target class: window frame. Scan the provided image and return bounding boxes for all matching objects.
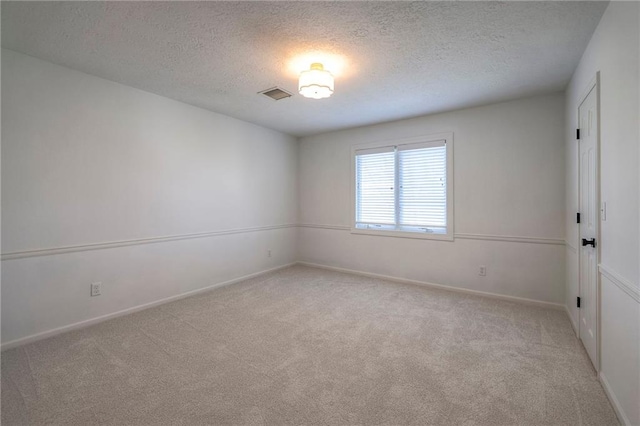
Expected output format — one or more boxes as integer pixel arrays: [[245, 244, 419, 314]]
[[350, 133, 454, 241]]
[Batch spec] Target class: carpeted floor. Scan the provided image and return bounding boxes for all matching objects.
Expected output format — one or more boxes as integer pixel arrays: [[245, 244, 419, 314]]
[[1, 265, 618, 425]]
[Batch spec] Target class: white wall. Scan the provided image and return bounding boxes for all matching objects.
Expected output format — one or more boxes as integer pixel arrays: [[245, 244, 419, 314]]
[[564, 2, 640, 424], [298, 94, 566, 304], [1, 49, 298, 346]]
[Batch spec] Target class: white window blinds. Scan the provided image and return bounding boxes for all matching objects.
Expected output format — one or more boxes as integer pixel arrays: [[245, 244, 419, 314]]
[[355, 140, 447, 234], [398, 142, 446, 229], [355, 148, 395, 226]]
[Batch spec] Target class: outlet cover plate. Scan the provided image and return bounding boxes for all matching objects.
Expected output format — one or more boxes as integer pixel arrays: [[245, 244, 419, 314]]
[[91, 282, 102, 297]]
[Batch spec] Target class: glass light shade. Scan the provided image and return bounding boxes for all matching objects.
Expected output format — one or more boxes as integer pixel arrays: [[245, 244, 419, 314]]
[[298, 63, 334, 99]]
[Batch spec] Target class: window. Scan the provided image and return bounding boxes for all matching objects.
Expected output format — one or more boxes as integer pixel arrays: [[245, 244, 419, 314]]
[[351, 133, 453, 240]]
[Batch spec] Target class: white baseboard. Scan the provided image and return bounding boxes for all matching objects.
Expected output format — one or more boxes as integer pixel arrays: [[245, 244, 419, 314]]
[[599, 371, 632, 426], [1, 262, 296, 351], [297, 261, 564, 310], [1, 260, 565, 350]]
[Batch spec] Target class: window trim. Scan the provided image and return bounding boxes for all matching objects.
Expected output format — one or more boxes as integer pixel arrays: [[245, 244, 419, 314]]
[[350, 133, 454, 241]]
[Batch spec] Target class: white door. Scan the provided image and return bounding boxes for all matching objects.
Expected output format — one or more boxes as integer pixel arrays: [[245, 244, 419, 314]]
[[578, 84, 598, 369]]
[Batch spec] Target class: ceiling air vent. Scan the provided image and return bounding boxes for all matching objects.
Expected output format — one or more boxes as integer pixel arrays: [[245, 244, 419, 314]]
[[259, 87, 293, 100]]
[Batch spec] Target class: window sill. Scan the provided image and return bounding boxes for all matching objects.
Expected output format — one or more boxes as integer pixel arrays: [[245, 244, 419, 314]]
[[350, 228, 454, 241]]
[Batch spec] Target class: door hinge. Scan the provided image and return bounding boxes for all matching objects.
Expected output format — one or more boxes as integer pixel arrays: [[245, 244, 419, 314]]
[[577, 128, 580, 140], [577, 212, 581, 224], [577, 297, 581, 308]]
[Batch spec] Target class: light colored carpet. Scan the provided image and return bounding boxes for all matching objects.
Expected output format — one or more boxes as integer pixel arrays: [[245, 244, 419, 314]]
[[1, 265, 618, 425]]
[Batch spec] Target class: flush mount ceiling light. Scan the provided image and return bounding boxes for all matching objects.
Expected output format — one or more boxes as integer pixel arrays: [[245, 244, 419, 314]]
[[298, 63, 334, 99]]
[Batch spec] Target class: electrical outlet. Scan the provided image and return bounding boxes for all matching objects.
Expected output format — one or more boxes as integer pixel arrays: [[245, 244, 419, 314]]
[[91, 282, 102, 297], [479, 266, 486, 276], [267, 249, 272, 258]]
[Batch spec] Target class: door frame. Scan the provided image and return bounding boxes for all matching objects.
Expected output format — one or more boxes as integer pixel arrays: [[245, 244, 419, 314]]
[[576, 71, 601, 371]]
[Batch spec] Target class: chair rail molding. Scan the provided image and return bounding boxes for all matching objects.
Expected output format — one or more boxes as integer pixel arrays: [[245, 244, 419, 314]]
[[3, 223, 568, 261], [1, 224, 297, 261], [298, 224, 565, 246], [454, 233, 564, 245], [599, 264, 640, 304], [298, 223, 350, 231]]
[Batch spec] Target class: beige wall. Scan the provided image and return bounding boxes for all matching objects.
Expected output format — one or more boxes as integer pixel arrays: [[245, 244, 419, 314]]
[[1, 49, 299, 345], [298, 93, 566, 304]]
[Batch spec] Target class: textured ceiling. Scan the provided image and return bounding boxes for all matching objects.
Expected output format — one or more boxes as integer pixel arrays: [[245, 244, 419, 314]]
[[2, 1, 608, 137]]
